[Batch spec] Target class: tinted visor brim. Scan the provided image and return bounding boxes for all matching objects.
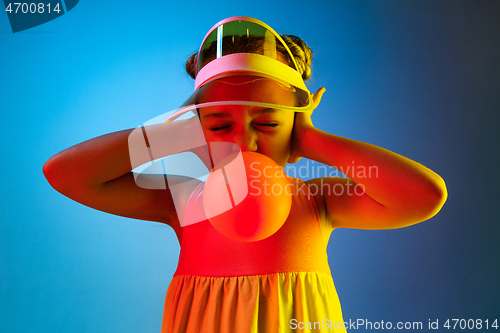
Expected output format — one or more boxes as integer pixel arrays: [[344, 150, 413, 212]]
[[164, 74, 313, 124]]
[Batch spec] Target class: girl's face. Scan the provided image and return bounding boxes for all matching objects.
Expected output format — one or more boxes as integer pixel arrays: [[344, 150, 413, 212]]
[[197, 76, 296, 168]]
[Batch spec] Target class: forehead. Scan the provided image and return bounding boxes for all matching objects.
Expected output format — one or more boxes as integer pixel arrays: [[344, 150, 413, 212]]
[[196, 75, 297, 106]]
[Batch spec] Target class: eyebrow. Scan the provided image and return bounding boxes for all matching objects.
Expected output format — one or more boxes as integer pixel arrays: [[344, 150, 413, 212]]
[[203, 108, 283, 119], [203, 112, 231, 119]]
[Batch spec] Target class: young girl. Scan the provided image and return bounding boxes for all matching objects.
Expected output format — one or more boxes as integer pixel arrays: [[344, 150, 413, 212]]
[[43, 17, 447, 332]]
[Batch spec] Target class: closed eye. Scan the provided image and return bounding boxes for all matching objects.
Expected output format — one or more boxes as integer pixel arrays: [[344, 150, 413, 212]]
[[210, 125, 231, 132], [257, 122, 279, 128], [210, 123, 278, 132]]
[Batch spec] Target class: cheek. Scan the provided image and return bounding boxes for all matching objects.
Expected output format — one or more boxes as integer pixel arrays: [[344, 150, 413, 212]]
[[272, 120, 294, 154], [199, 125, 239, 163], [199, 120, 217, 141], [283, 115, 295, 143]]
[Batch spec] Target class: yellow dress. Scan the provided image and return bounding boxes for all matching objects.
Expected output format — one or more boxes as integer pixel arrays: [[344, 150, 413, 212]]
[[161, 177, 346, 332]]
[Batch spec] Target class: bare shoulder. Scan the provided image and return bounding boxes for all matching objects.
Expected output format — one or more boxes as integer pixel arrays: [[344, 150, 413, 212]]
[[303, 177, 351, 223], [303, 177, 341, 234], [304, 177, 387, 230], [96, 173, 196, 244]]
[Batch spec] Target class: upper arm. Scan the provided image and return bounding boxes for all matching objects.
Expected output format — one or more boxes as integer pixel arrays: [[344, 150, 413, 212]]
[[305, 177, 435, 230], [44, 157, 193, 226], [81, 172, 179, 224]]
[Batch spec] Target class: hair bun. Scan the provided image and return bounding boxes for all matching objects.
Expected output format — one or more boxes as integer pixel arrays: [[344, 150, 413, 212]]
[[185, 52, 198, 79], [281, 34, 313, 80]]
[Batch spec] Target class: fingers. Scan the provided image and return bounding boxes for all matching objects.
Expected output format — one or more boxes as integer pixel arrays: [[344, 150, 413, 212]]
[[316, 87, 326, 98], [313, 87, 326, 108]]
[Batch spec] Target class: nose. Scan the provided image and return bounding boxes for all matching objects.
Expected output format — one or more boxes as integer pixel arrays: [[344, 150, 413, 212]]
[[232, 127, 258, 153]]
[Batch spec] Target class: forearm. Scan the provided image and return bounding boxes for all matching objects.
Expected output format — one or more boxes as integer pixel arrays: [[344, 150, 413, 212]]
[[300, 127, 447, 211]]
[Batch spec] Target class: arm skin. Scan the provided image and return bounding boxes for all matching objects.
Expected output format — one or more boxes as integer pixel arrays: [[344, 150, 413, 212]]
[[289, 88, 448, 231], [42, 118, 209, 235]]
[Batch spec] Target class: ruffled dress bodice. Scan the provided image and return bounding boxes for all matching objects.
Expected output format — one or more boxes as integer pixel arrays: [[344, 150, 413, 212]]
[[161, 177, 346, 332]]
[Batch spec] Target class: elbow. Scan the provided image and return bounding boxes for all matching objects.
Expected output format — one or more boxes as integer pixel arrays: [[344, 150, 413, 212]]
[[435, 176, 448, 209], [378, 175, 448, 229], [43, 155, 59, 189], [415, 175, 448, 223], [430, 174, 448, 213], [43, 154, 68, 193], [394, 174, 448, 228]]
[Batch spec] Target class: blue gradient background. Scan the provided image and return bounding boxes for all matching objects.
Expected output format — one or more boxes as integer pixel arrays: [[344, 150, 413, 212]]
[[1, 1, 499, 332]]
